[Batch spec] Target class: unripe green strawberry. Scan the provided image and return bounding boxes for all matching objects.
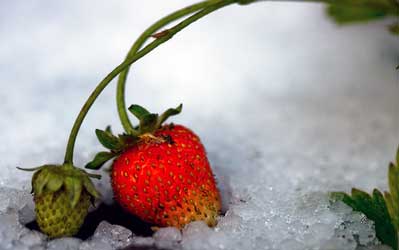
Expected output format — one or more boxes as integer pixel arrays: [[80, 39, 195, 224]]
[[35, 189, 91, 237], [20, 164, 100, 238]]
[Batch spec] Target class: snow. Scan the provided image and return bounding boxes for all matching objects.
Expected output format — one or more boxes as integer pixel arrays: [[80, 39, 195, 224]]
[[91, 221, 133, 249], [153, 227, 182, 249], [0, 0, 398, 250]]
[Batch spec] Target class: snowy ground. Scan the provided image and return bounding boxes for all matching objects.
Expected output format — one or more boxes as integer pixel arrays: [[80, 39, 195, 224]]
[[0, 0, 398, 249]]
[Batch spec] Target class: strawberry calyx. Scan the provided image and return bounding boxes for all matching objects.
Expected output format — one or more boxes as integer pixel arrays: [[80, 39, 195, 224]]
[[18, 164, 101, 208], [85, 104, 182, 170], [128, 103, 182, 135]]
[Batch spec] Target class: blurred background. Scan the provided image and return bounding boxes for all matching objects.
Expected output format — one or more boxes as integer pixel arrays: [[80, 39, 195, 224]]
[[0, 0, 398, 191]]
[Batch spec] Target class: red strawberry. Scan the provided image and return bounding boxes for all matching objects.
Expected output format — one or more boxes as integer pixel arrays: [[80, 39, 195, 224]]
[[86, 104, 221, 228]]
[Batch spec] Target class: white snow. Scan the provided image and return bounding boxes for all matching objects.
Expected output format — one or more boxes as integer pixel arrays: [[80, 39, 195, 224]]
[[154, 227, 182, 249], [91, 221, 133, 249], [0, 0, 398, 250]]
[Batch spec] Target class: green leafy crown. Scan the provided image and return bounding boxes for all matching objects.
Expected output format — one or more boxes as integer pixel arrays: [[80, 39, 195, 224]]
[[18, 164, 101, 208], [85, 104, 182, 170]]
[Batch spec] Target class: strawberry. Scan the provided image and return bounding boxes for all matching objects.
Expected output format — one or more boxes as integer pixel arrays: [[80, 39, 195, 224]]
[[86, 104, 221, 228], [19, 164, 100, 238]]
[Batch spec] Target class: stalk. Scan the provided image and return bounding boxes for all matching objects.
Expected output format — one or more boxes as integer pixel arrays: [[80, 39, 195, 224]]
[[64, 0, 237, 164], [117, 0, 217, 134]]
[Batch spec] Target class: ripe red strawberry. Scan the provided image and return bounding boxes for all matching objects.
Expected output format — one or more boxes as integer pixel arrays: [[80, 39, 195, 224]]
[[112, 124, 221, 228], [86, 104, 221, 228]]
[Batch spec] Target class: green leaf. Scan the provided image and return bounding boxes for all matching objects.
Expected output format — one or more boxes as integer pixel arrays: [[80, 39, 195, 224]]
[[386, 157, 399, 230], [95, 129, 122, 151], [396, 145, 399, 166], [128, 104, 150, 120], [388, 163, 399, 212], [327, 4, 387, 24], [389, 23, 399, 35], [324, 0, 399, 35], [139, 113, 159, 133], [85, 151, 116, 170], [385, 192, 399, 233], [331, 188, 398, 250], [157, 103, 183, 127], [372, 189, 398, 249]]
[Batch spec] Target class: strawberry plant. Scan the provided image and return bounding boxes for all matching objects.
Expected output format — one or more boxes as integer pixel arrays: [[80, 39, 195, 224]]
[[17, 0, 248, 238], [18, 0, 398, 239]]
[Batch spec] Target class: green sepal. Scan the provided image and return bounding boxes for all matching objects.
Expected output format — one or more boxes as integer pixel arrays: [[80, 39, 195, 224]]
[[26, 165, 50, 193], [45, 172, 64, 193], [330, 188, 398, 250], [82, 176, 101, 200], [31, 171, 40, 194], [105, 125, 112, 134], [64, 177, 83, 208], [140, 113, 159, 133], [127, 103, 183, 134], [85, 151, 116, 170], [33, 169, 51, 196], [128, 104, 151, 120], [95, 129, 122, 151], [87, 173, 102, 179], [118, 134, 139, 146], [89, 104, 183, 171], [17, 165, 45, 172], [157, 104, 182, 128], [29, 165, 101, 209]]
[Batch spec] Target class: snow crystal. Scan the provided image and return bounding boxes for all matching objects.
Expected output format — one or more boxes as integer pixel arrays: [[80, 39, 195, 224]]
[[79, 239, 113, 250], [18, 203, 36, 225], [92, 221, 134, 249], [153, 227, 182, 249], [0, 187, 33, 214], [129, 236, 156, 247], [19, 231, 46, 248], [0, 212, 31, 249], [47, 238, 82, 250], [0, 1, 398, 250]]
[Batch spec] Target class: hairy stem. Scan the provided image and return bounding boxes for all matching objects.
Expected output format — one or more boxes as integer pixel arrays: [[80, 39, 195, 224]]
[[64, 0, 237, 164]]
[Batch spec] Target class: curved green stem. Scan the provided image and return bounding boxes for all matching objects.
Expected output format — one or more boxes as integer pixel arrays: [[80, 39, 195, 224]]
[[64, 0, 237, 164], [117, 0, 222, 134]]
